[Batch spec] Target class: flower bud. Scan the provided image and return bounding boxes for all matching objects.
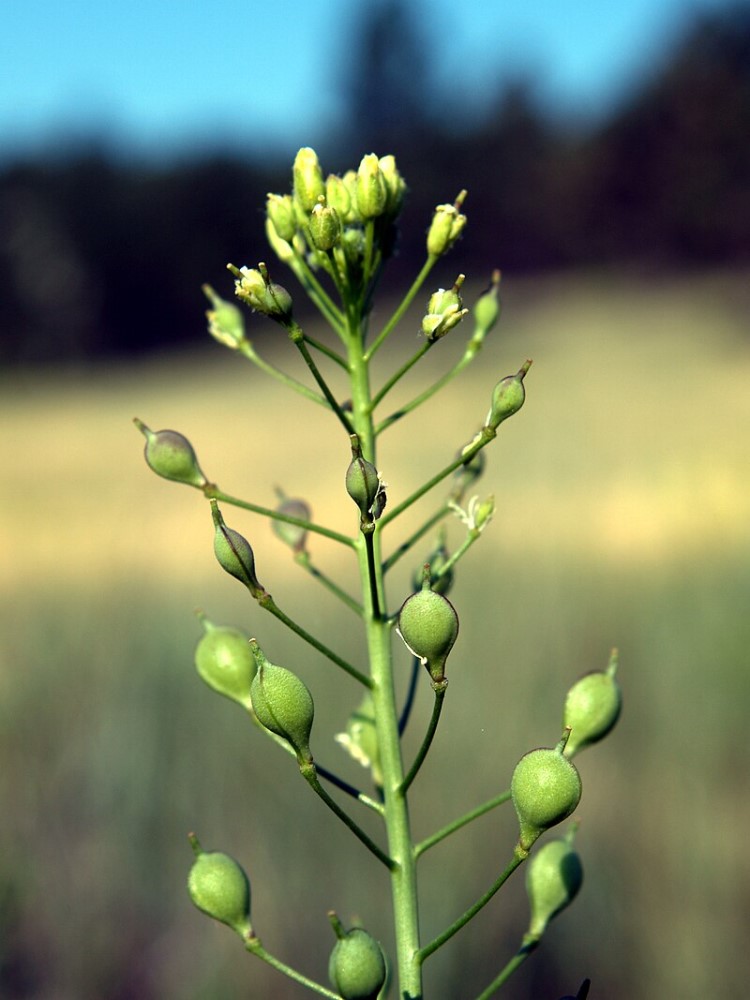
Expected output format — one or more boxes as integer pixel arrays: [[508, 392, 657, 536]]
[[378, 154, 406, 218], [525, 830, 583, 939], [426, 193, 467, 257], [563, 650, 622, 757], [202, 284, 246, 349], [293, 147, 325, 213], [473, 270, 502, 335], [249, 640, 314, 762], [266, 192, 297, 242], [486, 359, 532, 431], [134, 418, 207, 488], [325, 173, 352, 219], [356, 153, 388, 220], [265, 217, 295, 264], [194, 615, 256, 708], [342, 170, 361, 222], [187, 835, 252, 937], [211, 500, 265, 599], [421, 276, 468, 341], [272, 492, 311, 554], [346, 436, 383, 523], [309, 199, 342, 251], [328, 918, 387, 1000], [397, 577, 459, 682], [511, 733, 582, 851]]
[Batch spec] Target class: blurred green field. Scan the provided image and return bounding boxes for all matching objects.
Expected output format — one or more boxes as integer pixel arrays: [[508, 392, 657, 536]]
[[2, 271, 749, 1000]]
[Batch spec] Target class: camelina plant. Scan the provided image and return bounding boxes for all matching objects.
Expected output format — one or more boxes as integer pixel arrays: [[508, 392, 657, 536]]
[[135, 147, 621, 999]]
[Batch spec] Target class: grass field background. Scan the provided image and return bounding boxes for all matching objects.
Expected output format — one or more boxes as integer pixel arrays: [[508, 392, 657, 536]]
[[2, 271, 749, 999]]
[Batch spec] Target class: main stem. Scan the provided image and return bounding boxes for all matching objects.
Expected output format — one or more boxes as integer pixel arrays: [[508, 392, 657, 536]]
[[346, 318, 423, 999]]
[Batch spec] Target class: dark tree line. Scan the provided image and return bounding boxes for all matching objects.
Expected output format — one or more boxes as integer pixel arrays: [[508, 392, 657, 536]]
[[1, 2, 748, 364]]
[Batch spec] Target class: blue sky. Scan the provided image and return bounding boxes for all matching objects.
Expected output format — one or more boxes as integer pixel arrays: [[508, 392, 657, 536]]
[[1, 0, 732, 161]]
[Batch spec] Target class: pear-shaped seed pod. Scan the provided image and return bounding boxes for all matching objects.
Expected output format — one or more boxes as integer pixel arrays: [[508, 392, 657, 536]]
[[194, 617, 256, 707], [398, 586, 458, 681], [187, 844, 251, 937], [511, 739, 582, 850], [525, 835, 583, 939], [134, 419, 207, 488], [211, 500, 264, 597], [250, 642, 314, 762], [563, 654, 622, 757], [486, 360, 531, 431], [328, 927, 387, 1000]]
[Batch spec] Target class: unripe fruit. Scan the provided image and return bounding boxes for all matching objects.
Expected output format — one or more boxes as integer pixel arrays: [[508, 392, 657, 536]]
[[134, 419, 207, 488], [249, 641, 314, 762], [486, 359, 532, 431], [211, 500, 264, 598], [194, 616, 256, 707], [187, 840, 251, 937], [512, 735, 582, 850], [273, 494, 311, 554], [397, 583, 458, 682], [563, 652, 622, 757], [473, 270, 501, 334], [328, 927, 387, 1000], [525, 835, 583, 939], [346, 436, 382, 522]]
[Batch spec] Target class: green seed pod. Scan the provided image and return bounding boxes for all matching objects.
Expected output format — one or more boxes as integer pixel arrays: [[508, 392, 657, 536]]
[[397, 579, 459, 682], [486, 360, 532, 431], [272, 492, 311, 554], [511, 734, 582, 851], [563, 650, 622, 757], [473, 270, 502, 335], [187, 836, 252, 938], [249, 641, 314, 762], [525, 832, 584, 939], [194, 615, 256, 708], [345, 436, 382, 522], [328, 924, 387, 1000], [133, 418, 207, 488], [211, 500, 265, 599]]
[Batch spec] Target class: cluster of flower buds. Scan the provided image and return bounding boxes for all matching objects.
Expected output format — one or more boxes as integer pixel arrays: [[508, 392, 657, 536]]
[[265, 148, 407, 277]]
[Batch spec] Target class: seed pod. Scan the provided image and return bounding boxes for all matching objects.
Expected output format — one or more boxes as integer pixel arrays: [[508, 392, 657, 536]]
[[194, 615, 256, 708], [272, 493, 311, 554], [187, 836, 252, 938], [525, 832, 583, 939], [345, 436, 382, 523], [134, 419, 207, 488], [486, 359, 532, 431], [328, 922, 387, 1000], [563, 650, 622, 757], [473, 270, 502, 335], [511, 733, 582, 851], [249, 640, 314, 762], [211, 500, 265, 599], [397, 577, 459, 682]]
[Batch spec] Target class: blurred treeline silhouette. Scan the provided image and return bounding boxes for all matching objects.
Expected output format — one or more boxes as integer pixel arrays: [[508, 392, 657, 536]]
[[1, 1, 748, 365]]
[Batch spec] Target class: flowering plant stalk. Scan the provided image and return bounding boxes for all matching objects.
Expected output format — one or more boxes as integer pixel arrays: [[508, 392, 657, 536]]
[[136, 148, 621, 999]]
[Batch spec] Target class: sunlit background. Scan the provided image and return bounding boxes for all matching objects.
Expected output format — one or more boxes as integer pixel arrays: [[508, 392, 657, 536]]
[[2, 2, 749, 999]]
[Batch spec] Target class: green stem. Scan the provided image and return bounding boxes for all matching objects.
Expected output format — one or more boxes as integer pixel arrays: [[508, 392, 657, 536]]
[[302, 332, 348, 369], [400, 682, 447, 794], [345, 306, 424, 999], [370, 340, 433, 411], [291, 252, 346, 336], [295, 551, 364, 615], [473, 938, 539, 1000], [257, 592, 371, 687], [363, 528, 382, 620], [365, 255, 438, 361], [204, 487, 355, 548], [382, 504, 449, 573], [236, 340, 327, 407], [415, 789, 512, 859], [418, 846, 528, 963], [379, 426, 496, 529], [288, 321, 356, 435], [245, 935, 343, 998], [300, 760, 394, 869]]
